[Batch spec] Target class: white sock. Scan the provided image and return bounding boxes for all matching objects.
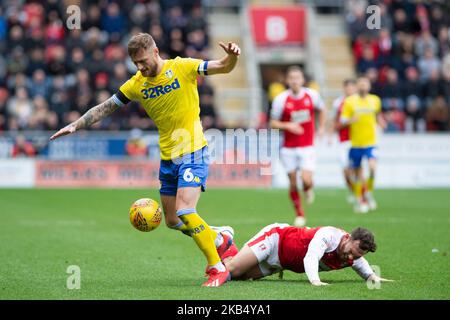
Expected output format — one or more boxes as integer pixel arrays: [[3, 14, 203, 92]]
[[209, 261, 226, 272], [214, 233, 223, 248]]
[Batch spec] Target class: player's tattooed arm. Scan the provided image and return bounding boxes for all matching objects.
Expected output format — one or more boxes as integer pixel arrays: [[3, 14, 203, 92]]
[[50, 97, 120, 141], [75, 97, 119, 129]]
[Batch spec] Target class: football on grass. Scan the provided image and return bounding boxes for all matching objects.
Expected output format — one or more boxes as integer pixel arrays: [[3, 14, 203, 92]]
[[129, 198, 162, 232]]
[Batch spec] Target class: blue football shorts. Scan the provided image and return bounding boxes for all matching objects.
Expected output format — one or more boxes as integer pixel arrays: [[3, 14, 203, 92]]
[[348, 146, 377, 168], [159, 146, 209, 196]]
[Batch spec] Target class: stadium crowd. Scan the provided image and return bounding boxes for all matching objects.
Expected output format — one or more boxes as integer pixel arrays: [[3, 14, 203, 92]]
[[1, 0, 449, 137], [346, 0, 450, 132], [0, 0, 219, 134]]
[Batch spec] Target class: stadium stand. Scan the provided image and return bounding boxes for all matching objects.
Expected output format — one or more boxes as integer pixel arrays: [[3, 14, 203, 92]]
[[0, 0, 219, 133], [1, 0, 449, 157], [346, 0, 450, 132]]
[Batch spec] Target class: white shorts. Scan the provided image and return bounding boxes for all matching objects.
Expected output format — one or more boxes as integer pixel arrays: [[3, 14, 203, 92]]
[[280, 146, 316, 173], [338, 140, 352, 169], [245, 223, 290, 277]]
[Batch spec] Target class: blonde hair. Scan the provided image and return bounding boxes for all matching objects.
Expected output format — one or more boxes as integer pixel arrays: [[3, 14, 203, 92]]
[[127, 33, 156, 57]]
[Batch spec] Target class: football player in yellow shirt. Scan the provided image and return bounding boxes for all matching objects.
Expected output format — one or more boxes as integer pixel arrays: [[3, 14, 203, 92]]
[[340, 76, 386, 213], [50, 33, 241, 287]]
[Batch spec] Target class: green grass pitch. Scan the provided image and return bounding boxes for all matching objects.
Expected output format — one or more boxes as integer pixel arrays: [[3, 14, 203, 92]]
[[0, 188, 449, 300]]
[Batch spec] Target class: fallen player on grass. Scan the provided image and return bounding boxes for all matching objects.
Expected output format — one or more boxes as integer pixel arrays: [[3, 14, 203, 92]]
[[221, 223, 394, 286]]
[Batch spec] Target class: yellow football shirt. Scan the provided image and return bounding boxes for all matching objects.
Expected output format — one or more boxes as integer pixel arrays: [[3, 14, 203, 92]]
[[118, 57, 208, 160], [341, 94, 381, 148]]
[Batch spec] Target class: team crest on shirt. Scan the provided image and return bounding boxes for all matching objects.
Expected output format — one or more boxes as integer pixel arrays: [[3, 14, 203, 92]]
[[165, 69, 173, 79]]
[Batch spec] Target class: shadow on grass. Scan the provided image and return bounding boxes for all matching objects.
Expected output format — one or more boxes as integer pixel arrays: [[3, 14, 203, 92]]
[[254, 278, 363, 285]]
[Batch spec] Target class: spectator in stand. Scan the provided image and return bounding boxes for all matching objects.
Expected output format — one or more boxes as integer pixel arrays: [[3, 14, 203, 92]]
[[384, 109, 406, 132], [66, 29, 84, 53], [0, 87, 9, 132], [168, 28, 186, 57], [149, 23, 169, 54], [8, 25, 26, 52], [109, 63, 129, 94], [45, 111, 59, 131], [426, 96, 449, 131], [11, 134, 36, 157], [67, 47, 86, 74], [418, 47, 442, 81], [415, 30, 439, 58], [353, 34, 379, 63], [437, 26, 450, 59], [27, 95, 49, 130], [402, 67, 423, 102], [357, 46, 379, 74], [125, 128, 148, 157], [187, 6, 208, 33], [7, 72, 31, 94], [0, 1, 216, 132], [423, 69, 443, 103], [380, 68, 404, 111], [6, 87, 33, 129], [441, 68, 450, 105], [404, 95, 426, 132], [29, 69, 51, 99], [86, 48, 108, 76], [129, 3, 150, 32], [162, 5, 188, 33], [443, 53, 450, 75], [72, 68, 93, 115], [94, 72, 109, 92], [346, 3, 368, 43], [429, 4, 448, 38], [84, 4, 102, 30], [396, 52, 417, 79], [50, 74, 71, 114], [7, 47, 28, 75], [377, 28, 393, 66], [0, 54, 6, 84], [392, 8, 413, 34], [101, 2, 125, 38], [26, 48, 46, 75]]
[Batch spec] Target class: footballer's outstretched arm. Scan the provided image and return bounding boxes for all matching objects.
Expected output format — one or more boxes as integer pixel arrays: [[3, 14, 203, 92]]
[[50, 97, 120, 141], [206, 42, 241, 75], [352, 258, 394, 283]]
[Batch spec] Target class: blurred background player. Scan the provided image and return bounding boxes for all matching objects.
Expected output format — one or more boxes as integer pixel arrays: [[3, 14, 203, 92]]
[[223, 223, 393, 286], [332, 79, 358, 203], [270, 66, 326, 227], [340, 76, 386, 213], [50, 33, 241, 287]]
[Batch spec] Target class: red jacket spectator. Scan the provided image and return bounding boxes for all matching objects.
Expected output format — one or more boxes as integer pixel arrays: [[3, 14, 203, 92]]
[[11, 135, 36, 157]]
